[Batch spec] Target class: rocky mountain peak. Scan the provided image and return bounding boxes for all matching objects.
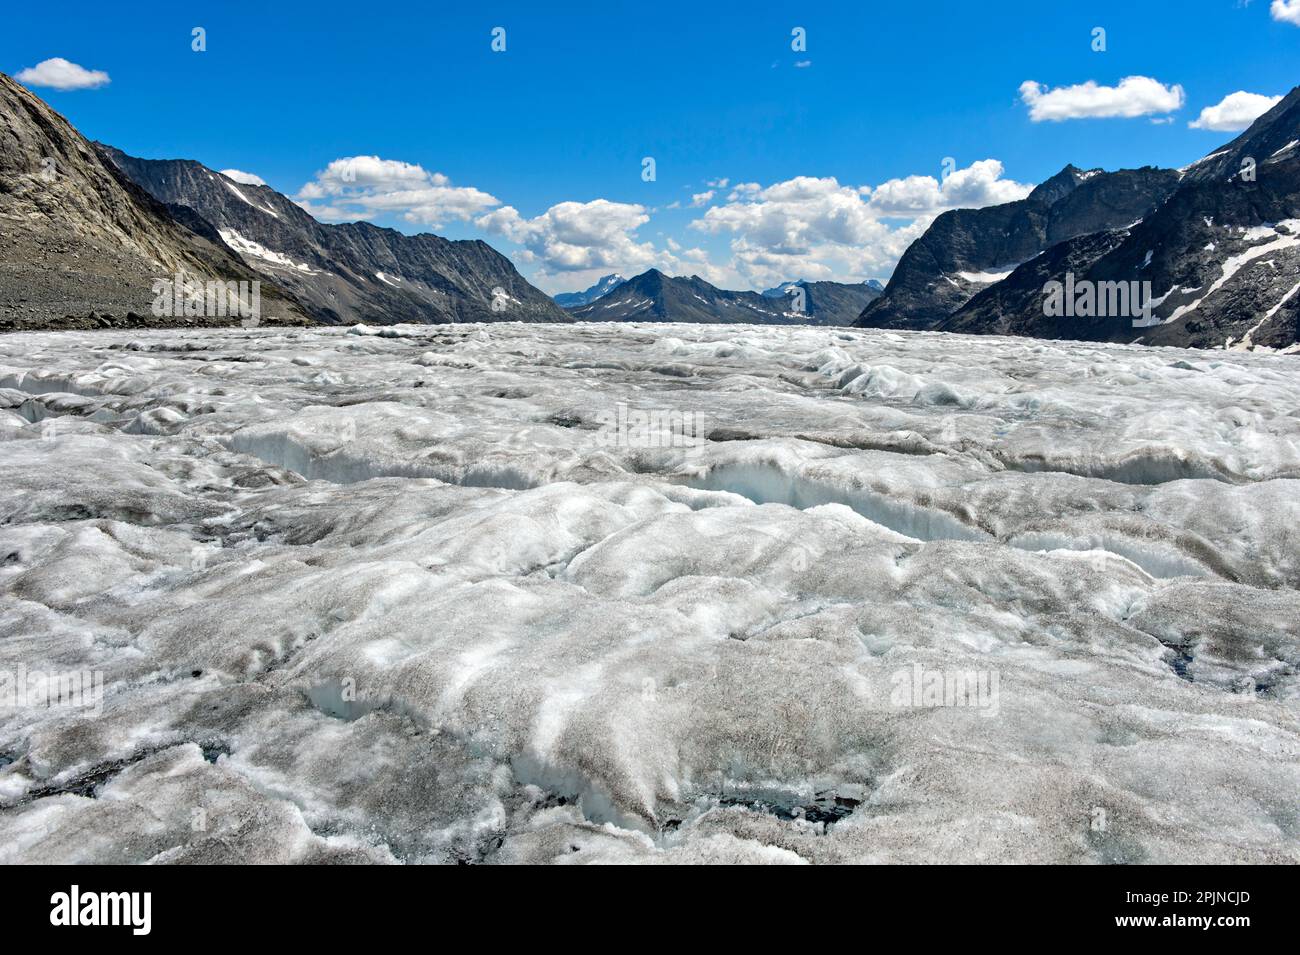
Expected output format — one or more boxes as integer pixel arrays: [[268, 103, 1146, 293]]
[[0, 71, 310, 330]]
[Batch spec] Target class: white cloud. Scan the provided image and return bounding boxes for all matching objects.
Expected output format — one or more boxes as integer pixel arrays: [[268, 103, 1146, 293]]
[[696, 176, 875, 254], [1019, 76, 1184, 121], [220, 169, 267, 187], [292, 202, 358, 222], [282, 153, 1030, 294], [476, 199, 657, 273], [1188, 90, 1283, 131], [299, 156, 431, 197], [869, 159, 1032, 215], [14, 57, 110, 91], [295, 156, 500, 227], [690, 161, 1029, 288], [474, 197, 755, 292], [1272, 0, 1300, 26]]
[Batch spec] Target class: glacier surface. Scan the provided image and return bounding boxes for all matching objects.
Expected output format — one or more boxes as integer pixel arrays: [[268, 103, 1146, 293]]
[[0, 321, 1297, 864]]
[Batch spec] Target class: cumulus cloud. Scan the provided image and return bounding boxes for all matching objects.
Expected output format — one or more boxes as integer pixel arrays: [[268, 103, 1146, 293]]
[[1189, 90, 1283, 131], [868, 159, 1032, 215], [474, 197, 755, 293], [1272, 0, 1300, 26], [294, 156, 500, 227], [220, 169, 267, 187], [298, 157, 430, 197], [696, 176, 881, 253], [14, 57, 110, 91], [476, 199, 657, 273], [281, 152, 1034, 293], [1019, 76, 1184, 121], [690, 161, 1029, 287], [289, 157, 738, 284]]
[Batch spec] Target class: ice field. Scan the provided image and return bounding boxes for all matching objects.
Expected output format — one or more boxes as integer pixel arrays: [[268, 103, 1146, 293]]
[[0, 321, 1297, 863]]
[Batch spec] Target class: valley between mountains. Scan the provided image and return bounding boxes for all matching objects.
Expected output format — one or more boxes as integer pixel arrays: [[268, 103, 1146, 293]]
[[5, 68, 1300, 351]]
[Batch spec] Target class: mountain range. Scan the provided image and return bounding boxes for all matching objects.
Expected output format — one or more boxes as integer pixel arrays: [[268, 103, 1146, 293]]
[[553, 273, 627, 308], [3, 65, 1298, 350], [100, 147, 568, 326], [856, 164, 1183, 331], [0, 71, 311, 331], [857, 88, 1300, 351], [763, 278, 885, 298], [562, 270, 881, 325]]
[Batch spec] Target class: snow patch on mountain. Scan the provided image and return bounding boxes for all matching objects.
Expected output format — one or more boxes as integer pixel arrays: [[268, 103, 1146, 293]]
[[221, 178, 279, 218], [1167, 224, 1300, 323], [956, 270, 1015, 284], [218, 229, 319, 274]]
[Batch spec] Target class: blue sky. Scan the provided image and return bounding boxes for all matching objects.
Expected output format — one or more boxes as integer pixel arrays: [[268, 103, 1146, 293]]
[[4, 1, 1298, 292]]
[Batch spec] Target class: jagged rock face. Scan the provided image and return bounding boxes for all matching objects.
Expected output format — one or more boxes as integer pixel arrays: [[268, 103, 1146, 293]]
[[1182, 87, 1300, 186], [1103, 177, 1299, 350], [856, 166, 1182, 331], [102, 148, 570, 326], [941, 231, 1133, 339], [0, 72, 309, 330], [568, 270, 878, 326], [1102, 90, 1300, 350], [944, 89, 1300, 351]]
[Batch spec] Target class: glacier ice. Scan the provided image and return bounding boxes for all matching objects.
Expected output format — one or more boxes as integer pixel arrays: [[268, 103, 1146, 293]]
[[0, 321, 1297, 864]]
